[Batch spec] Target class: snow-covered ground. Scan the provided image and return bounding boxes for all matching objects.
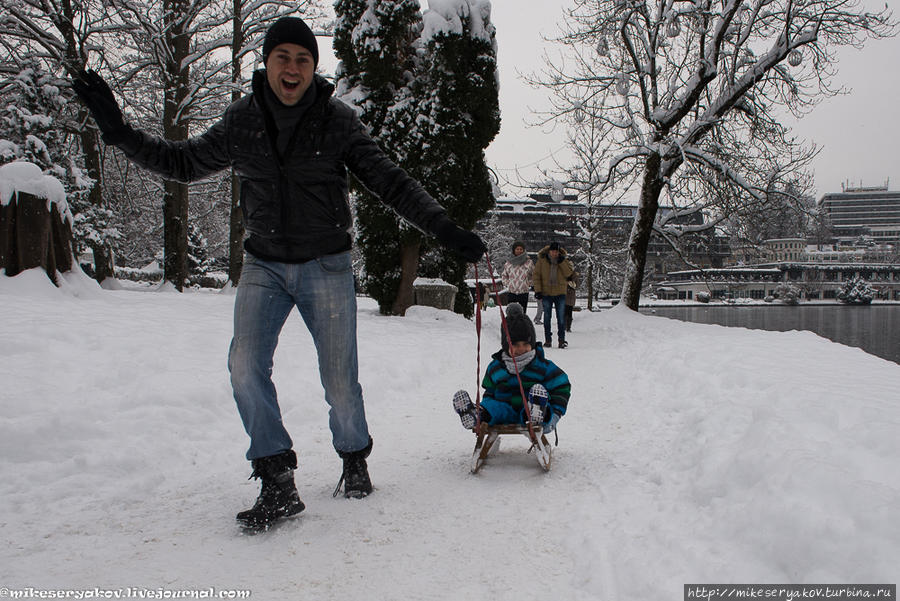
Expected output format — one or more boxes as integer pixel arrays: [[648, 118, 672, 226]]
[[2, 268, 897, 600]]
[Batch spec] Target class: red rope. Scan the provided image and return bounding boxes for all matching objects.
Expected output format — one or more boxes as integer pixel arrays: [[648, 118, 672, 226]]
[[474, 254, 536, 439], [473, 264, 483, 428]]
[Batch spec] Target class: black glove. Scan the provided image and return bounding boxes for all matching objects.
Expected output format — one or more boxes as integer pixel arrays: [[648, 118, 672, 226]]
[[72, 70, 136, 145], [535, 292, 543, 300], [433, 217, 487, 263]]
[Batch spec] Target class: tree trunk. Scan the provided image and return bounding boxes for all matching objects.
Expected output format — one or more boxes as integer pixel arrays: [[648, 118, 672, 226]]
[[391, 240, 421, 316], [59, 3, 115, 283], [163, 180, 189, 289], [585, 192, 596, 312], [162, 0, 191, 291], [79, 128, 116, 282], [621, 154, 664, 310], [228, 0, 245, 287], [586, 236, 595, 312]]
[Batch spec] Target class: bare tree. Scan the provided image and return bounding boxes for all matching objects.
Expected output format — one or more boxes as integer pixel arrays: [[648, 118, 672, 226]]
[[533, 0, 896, 309], [106, 0, 324, 289], [546, 109, 635, 310], [724, 178, 815, 247], [103, 0, 232, 289]]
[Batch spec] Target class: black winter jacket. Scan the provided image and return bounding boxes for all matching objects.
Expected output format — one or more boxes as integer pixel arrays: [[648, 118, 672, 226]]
[[115, 71, 449, 262]]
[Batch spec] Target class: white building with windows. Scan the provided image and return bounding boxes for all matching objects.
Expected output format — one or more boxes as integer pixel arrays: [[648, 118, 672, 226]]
[[819, 182, 900, 246], [657, 263, 900, 301]]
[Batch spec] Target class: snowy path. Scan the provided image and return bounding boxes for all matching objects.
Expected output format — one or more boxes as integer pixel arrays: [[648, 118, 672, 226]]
[[1, 271, 898, 600]]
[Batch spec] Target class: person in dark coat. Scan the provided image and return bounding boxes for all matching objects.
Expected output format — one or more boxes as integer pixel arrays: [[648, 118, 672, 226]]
[[565, 271, 580, 332], [452, 303, 570, 432], [532, 242, 575, 348], [73, 16, 486, 529]]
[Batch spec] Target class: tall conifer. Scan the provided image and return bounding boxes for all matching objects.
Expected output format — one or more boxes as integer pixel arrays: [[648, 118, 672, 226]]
[[334, 0, 499, 316], [334, 0, 424, 315], [415, 0, 500, 315]]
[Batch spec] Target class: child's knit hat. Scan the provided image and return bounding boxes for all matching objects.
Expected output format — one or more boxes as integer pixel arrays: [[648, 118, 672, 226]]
[[501, 302, 536, 352]]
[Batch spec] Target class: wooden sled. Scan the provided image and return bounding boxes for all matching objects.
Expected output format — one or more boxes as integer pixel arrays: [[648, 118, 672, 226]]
[[471, 421, 552, 473]]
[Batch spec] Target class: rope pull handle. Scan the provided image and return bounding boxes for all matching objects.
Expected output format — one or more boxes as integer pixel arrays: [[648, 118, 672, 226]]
[[474, 254, 537, 440]]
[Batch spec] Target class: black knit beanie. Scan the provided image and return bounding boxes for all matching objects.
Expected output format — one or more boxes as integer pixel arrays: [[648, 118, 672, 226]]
[[501, 302, 536, 353], [263, 17, 319, 67]]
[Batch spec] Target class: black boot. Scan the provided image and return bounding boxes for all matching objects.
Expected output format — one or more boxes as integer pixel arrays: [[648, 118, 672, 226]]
[[333, 437, 373, 499], [236, 450, 305, 529]]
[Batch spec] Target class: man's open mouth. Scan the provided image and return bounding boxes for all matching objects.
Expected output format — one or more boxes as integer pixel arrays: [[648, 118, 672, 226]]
[[282, 79, 299, 91]]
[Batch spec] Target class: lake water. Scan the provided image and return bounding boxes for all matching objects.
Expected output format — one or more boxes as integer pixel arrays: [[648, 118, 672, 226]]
[[639, 304, 900, 365]]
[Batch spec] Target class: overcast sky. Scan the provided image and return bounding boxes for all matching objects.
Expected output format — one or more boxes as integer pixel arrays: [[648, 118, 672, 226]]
[[322, 1, 900, 200]]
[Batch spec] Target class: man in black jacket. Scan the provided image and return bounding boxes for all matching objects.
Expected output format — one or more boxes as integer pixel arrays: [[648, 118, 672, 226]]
[[73, 16, 485, 530]]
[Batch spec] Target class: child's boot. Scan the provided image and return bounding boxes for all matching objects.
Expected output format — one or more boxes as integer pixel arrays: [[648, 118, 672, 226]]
[[453, 390, 478, 429]]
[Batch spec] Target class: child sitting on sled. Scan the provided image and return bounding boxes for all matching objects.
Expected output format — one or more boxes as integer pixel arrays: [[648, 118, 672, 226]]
[[453, 302, 570, 431]]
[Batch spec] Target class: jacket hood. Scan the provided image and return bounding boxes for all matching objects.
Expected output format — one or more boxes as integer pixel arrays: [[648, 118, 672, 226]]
[[538, 245, 568, 259]]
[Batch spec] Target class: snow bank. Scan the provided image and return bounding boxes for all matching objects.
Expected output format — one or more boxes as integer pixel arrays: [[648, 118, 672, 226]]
[[1, 288, 897, 599]]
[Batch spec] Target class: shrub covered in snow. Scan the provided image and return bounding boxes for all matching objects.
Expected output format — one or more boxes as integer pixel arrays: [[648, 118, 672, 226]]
[[837, 275, 875, 305], [774, 282, 800, 305]]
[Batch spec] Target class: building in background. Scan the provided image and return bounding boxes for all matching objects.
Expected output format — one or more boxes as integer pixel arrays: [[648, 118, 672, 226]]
[[657, 262, 900, 301], [483, 193, 730, 278], [765, 238, 806, 262], [488, 193, 585, 251], [482, 182, 899, 302], [819, 182, 900, 246]]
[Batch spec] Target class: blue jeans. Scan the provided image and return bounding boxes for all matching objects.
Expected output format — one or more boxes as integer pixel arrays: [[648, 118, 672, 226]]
[[228, 253, 369, 460], [481, 395, 561, 433], [541, 295, 566, 343]]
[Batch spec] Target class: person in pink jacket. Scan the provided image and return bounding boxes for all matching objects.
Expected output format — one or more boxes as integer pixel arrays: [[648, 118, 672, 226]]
[[501, 241, 533, 311]]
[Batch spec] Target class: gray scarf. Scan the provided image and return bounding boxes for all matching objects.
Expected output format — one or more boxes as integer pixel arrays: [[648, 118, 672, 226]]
[[502, 349, 536, 374], [263, 78, 318, 156], [549, 262, 558, 287], [508, 253, 528, 266]]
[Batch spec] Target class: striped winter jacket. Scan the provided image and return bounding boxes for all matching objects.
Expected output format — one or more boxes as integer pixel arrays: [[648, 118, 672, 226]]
[[480, 345, 571, 425]]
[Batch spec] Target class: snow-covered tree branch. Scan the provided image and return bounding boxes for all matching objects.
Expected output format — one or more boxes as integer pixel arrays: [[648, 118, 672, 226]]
[[530, 0, 896, 309]]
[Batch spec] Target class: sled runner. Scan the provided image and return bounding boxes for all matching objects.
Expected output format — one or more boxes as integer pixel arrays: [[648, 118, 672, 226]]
[[470, 422, 552, 474]]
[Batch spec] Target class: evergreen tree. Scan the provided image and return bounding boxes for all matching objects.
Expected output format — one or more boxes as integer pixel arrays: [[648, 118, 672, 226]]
[[414, 0, 500, 315], [335, 1, 500, 317], [334, 0, 426, 315], [0, 0, 120, 282], [0, 59, 117, 270], [187, 222, 213, 278]]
